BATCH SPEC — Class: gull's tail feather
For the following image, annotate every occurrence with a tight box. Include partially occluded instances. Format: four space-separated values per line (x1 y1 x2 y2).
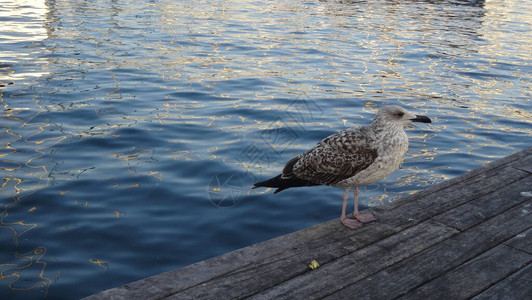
253 174 319 194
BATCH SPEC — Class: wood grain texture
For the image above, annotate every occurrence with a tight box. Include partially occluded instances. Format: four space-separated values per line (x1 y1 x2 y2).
472 263 532 300
246 220 457 300
397 245 531 300
324 200 532 300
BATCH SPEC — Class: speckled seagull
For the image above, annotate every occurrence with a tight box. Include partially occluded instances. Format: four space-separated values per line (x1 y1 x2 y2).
253 105 431 229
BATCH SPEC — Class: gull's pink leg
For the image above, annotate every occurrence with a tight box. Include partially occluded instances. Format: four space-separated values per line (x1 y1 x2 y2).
341 188 362 229
353 186 376 223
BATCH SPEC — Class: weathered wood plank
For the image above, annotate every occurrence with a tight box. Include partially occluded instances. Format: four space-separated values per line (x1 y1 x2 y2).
472 263 532 300
381 147 531 212
241 220 457 300
398 245 531 299
505 227 532 254
324 200 532 300
432 175 532 231
88 221 399 300
84 215 380 300
510 152 532 173
375 165 529 229
81 217 333 300
165 222 402 300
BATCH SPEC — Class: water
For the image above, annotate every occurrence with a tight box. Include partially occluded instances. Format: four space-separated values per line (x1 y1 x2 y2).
0 0 530 298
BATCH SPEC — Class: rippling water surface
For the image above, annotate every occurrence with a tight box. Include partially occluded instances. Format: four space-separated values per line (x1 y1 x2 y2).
0 0 530 298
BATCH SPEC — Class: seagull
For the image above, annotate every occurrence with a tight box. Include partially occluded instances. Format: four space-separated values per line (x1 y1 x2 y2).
253 105 431 229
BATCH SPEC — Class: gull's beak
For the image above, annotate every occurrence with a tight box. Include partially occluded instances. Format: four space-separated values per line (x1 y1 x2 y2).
410 115 431 123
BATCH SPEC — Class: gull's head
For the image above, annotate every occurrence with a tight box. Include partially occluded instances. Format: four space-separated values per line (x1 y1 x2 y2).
372 105 431 127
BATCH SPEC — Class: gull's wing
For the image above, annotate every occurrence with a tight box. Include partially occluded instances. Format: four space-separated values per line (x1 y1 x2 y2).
283 127 378 185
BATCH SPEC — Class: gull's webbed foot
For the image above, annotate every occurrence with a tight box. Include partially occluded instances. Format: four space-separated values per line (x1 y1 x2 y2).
354 212 377 223
341 217 363 229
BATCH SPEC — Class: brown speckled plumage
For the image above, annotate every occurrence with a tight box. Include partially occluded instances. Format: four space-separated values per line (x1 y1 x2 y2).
282 127 377 186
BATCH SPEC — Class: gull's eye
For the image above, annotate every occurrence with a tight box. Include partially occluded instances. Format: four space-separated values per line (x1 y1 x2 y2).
396 112 404 118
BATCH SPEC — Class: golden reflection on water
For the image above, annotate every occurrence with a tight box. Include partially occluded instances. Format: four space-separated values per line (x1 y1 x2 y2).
0 0 48 82
89 258 109 271
0 0 56 294
0 247 51 295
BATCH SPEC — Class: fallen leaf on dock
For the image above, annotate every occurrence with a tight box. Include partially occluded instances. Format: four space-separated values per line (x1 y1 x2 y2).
308 260 320 270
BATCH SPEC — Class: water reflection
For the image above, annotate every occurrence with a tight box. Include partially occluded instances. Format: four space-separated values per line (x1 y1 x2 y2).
0 0 530 298
0 0 49 83
0 0 55 297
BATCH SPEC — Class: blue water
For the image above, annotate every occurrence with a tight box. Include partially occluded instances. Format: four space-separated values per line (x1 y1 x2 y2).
0 0 530 298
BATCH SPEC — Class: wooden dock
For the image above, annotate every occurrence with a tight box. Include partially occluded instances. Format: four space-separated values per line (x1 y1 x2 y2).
86 147 532 300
